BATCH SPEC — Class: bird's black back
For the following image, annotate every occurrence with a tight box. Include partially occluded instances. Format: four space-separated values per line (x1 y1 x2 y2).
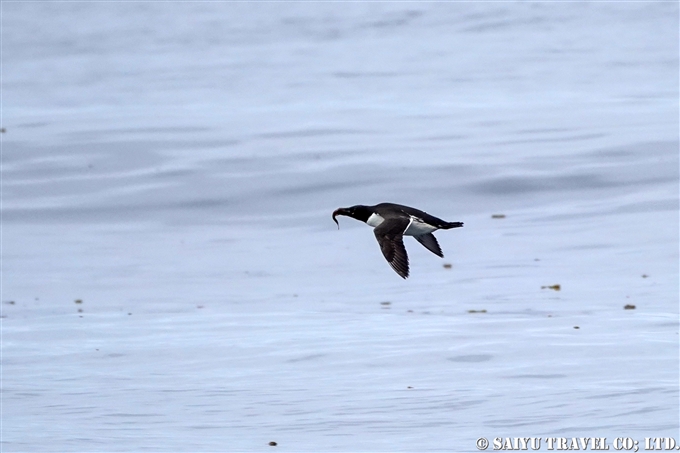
372 203 453 228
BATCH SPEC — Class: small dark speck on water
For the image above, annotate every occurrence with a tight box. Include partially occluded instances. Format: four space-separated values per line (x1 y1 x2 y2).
624 304 636 310
443 263 452 269
642 274 649 278
77 308 83 313
268 441 277 446
75 299 83 304
491 214 506 219
542 284 561 291
128 313 132 315
574 326 580 329
380 301 391 306
5 301 15 305
468 309 487 313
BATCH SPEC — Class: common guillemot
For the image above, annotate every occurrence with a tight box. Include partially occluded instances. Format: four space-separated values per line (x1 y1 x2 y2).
332 202 463 279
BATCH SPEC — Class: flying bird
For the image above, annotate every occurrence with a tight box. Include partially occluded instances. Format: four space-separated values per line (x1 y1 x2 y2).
332 202 463 279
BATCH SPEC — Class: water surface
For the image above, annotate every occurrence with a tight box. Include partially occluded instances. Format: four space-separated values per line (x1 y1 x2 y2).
2 3 678 452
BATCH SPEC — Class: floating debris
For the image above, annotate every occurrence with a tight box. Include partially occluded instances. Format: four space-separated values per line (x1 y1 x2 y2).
443 263 452 269
573 326 580 329
268 441 278 447
74 299 83 304
407 386 413 389
380 301 391 306
77 308 83 313
541 284 561 291
468 309 487 314
641 274 649 278
491 214 506 219
4 301 15 305
624 304 636 310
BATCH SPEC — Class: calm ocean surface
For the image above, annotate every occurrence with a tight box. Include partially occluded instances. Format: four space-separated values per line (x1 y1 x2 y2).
3 3 679 452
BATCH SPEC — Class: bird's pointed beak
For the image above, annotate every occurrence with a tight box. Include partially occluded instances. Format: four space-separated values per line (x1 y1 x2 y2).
332 208 348 229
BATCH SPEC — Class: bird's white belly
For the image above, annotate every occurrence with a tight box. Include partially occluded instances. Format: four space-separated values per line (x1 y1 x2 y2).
368 213 436 235
366 213 384 227
404 217 437 236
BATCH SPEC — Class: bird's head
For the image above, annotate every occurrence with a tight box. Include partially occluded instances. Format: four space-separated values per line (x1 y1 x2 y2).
332 205 371 229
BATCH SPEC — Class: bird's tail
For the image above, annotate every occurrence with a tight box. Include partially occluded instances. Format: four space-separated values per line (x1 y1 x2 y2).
441 221 464 229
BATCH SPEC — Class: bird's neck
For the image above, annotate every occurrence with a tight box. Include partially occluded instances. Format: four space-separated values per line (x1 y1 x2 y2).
366 212 385 228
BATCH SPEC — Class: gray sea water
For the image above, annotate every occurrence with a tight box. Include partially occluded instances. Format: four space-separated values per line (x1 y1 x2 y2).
2 2 679 452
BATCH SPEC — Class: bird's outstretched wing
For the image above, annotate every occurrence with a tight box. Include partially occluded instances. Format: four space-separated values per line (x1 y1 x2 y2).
414 233 443 258
373 217 411 279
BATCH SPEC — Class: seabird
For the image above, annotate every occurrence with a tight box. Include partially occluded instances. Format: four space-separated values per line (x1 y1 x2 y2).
332 202 463 279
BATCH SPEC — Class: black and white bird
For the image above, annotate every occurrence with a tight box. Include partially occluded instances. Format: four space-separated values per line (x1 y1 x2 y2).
332 202 463 279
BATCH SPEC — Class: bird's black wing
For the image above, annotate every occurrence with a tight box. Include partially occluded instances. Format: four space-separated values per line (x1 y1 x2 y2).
373 217 410 279
414 233 443 258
